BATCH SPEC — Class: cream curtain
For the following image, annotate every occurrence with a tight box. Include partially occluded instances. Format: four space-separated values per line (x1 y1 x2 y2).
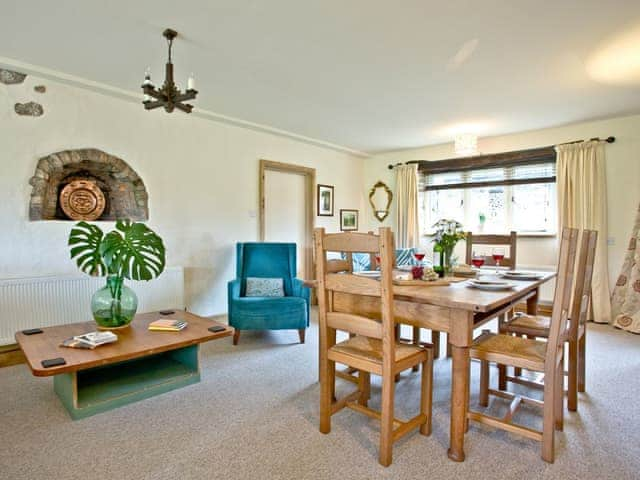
395 164 419 248
556 140 611 323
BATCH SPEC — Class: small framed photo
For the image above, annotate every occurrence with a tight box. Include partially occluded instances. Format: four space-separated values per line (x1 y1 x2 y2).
317 184 334 216
340 209 359 231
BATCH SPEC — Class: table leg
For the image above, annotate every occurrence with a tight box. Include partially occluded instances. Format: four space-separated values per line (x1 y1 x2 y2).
448 344 470 462
447 310 473 462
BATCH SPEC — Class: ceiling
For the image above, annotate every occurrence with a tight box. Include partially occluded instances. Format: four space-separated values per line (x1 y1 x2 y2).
2 0 640 154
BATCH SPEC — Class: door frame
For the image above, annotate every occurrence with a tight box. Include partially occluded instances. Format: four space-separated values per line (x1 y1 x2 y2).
259 159 316 281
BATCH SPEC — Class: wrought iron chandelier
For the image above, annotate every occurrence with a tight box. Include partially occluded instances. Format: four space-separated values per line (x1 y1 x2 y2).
142 28 197 113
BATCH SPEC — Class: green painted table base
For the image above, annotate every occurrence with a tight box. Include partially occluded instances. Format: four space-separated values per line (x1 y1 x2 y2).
53 344 200 420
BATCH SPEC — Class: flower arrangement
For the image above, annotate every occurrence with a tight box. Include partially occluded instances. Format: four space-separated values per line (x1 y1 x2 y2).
433 219 466 249
432 219 466 275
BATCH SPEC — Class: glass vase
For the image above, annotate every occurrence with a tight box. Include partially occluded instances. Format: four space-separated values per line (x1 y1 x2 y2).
443 246 455 277
91 275 138 330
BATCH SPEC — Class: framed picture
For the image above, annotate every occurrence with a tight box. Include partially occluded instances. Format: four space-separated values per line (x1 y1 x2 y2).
317 184 334 216
340 209 359 231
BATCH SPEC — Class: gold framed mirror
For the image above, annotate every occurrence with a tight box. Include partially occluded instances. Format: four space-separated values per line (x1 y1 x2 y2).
368 181 393 222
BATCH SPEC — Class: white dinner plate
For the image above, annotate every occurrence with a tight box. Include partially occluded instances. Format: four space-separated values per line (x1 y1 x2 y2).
353 270 381 278
500 271 543 281
467 279 515 291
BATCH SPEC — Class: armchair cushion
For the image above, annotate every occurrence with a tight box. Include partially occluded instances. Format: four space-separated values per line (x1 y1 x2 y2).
245 277 284 297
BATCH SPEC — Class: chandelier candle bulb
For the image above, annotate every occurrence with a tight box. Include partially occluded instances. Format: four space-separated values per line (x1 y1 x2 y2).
187 74 195 91
143 68 153 86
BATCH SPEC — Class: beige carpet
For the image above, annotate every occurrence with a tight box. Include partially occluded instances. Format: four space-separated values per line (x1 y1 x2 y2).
1 312 639 480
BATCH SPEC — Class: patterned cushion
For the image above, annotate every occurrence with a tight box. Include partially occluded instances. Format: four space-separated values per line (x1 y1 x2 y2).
352 253 372 272
340 248 424 270
395 248 416 266
245 277 285 297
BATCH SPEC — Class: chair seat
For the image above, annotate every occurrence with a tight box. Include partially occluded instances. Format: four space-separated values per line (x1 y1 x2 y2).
471 333 547 372
504 313 551 337
328 335 428 376
234 295 306 310
231 296 308 330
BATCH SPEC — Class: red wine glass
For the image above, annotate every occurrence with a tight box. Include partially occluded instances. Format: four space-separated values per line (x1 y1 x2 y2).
413 247 426 266
471 255 484 269
492 247 505 273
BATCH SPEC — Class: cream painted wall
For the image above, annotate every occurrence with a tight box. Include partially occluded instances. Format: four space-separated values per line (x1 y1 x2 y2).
0 74 364 315
364 114 640 301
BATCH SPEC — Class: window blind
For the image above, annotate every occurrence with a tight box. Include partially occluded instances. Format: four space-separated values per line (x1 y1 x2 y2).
424 161 556 191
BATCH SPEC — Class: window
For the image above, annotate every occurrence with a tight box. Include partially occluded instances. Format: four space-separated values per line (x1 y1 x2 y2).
420 160 557 235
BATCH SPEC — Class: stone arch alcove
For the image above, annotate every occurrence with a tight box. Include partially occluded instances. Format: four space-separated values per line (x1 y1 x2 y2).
28 148 149 221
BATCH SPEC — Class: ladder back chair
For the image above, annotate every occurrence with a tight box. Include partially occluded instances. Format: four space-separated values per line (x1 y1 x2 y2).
314 227 434 467
500 230 597 411
434 231 519 358
467 227 578 463
465 231 518 268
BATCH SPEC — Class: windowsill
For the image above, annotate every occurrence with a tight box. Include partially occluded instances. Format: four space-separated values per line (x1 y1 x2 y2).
422 232 557 238
517 232 557 238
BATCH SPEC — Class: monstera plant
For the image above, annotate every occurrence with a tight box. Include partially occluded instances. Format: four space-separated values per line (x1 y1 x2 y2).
69 220 166 330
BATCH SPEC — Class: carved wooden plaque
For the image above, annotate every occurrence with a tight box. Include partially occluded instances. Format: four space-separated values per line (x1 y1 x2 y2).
59 180 106 221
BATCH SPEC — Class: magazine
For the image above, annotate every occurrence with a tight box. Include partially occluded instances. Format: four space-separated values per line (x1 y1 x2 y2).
60 331 118 349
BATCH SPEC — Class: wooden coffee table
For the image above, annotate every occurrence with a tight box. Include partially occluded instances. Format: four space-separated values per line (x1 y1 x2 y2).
16 311 233 419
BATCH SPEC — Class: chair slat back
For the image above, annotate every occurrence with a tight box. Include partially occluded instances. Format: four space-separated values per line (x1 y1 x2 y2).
545 227 579 373
465 231 517 268
326 259 353 274
570 230 598 331
315 227 396 346
326 312 383 339
325 272 381 297
323 232 380 253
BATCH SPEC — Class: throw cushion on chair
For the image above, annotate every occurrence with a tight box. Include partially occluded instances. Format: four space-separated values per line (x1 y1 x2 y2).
245 277 285 297
395 248 415 266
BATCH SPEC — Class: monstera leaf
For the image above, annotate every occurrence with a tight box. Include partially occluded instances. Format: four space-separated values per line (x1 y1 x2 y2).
68 221 107 276
99 220 166 281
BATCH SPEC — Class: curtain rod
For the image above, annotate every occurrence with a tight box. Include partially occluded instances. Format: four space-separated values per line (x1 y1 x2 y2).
387 136 616 170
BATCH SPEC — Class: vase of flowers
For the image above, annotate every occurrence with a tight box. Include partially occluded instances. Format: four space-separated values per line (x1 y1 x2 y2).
68 220 166 330
432 219 466 277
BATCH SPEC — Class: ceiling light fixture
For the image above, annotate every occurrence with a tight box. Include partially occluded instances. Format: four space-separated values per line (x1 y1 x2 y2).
142 28 197 113
454 132 478 156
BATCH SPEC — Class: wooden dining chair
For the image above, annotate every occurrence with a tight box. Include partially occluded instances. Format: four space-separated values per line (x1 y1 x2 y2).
465 231 518 268
500 230 597 412
432 231 518 358
466 227 578 463
315 227 434 467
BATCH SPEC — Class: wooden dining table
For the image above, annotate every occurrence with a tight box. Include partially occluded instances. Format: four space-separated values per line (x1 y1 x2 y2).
331 272 555 462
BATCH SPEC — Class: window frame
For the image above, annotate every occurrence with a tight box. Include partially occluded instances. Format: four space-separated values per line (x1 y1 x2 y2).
417 146 558 237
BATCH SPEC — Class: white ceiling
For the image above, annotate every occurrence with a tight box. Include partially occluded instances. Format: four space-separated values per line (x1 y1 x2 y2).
2 1 640 153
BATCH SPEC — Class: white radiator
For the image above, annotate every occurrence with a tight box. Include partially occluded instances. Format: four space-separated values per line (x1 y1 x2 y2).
0 267 184 345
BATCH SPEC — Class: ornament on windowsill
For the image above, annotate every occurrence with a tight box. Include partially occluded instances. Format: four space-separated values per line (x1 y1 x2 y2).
478 212 486 232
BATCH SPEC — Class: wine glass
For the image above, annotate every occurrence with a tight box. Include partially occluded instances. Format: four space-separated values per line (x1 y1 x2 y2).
471 252 485 269
492 247 505 273
413 247 426 266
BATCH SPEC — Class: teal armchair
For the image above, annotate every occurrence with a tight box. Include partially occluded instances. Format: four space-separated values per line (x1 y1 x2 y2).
228 242 310 345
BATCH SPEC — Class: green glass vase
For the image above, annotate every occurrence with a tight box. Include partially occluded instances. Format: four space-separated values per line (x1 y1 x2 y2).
91 275 138 330
443 246 455 277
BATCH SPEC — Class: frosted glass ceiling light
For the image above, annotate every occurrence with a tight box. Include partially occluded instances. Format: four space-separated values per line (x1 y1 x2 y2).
454 132 478 156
